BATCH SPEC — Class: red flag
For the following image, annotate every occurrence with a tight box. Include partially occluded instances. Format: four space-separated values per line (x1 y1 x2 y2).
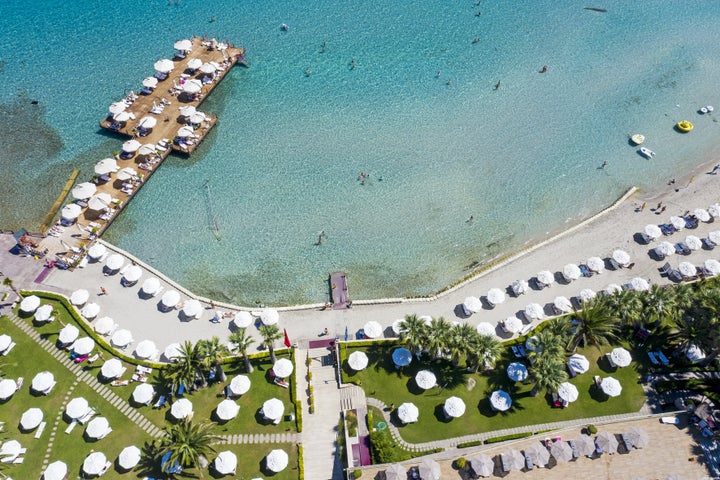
283 328 292 348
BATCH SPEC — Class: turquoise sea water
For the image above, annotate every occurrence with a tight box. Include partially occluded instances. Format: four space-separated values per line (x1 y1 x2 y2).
2 1 720 305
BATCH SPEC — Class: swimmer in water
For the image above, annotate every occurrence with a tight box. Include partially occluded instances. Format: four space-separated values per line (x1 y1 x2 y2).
494 80 501 90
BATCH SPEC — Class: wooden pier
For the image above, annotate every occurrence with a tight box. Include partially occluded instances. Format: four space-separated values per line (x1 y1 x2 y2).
330 272 350 310
32 37 245 264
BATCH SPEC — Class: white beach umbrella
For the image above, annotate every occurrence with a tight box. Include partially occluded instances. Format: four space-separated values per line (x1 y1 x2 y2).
526 442 551 467
385 464 406 480
216 399 240 420
73 337 95 355
557 382 579 403
94 316 115 335
116 166 138 181
669 216 685 231
83 451 107 475
231 311 253 329
122 139 141 153
260 308 279 325
94 157 118 175
181 107 199 119
177 125 196 137
537 270 555 286
503 316 523 333
132 383 154 405
644 224 662 240
188 112 206 124
579 288 596 303
686 343 706 362
171 398 194 419
106 253 124 271
35 304 53 322
88 193 112 211
141 277 161 296
550 441 574 462
138 116 157 129
694 208 711 222
273 358 294 378
600 377 622 397
469 454 493 477
85 417 110 439
183 79 203 94
87 243 107 259
118 445 141 470
113 110 131 122
586 256 605 273
229 375 251 395
708 204 720 218
568 353 589 374
486 288 506 305
111 329 133 348
0 379 16 400
123 265 142 283
61 203 82 220
71 182 96 200
58 324 79 344
164 342 183 361
704 259 720 276
678 261 697 278
501 449 525 471
658 241 676 256
686 235 702 251
612 250 630 266
0 334 9 352
391 319 405 335
625 426 649 449
43 461 68 480
81 302 100 319
154 58 174 73
262 398 284 421
419 459 441 480
511 279 529 295
443 396 466 418
134 340 157 359
20 407 43 430
490 390 512 411
363 320 383 338
475 322 496 337
200 62 217 74
186 58 202 70
415 370 437 389
174 39 192 51
506 362 528 382
710 231 720 245
182 299 203 318
604 283 622 295
563 263 581 281
525 303 544 320
554 296 573 313
66 397 89 419
266 449 289 472
138 143 156 156
392 347 412 367
596 431 619 454
161 290 181 309
463 296 482 314
397 402 419 423
31 371 54 393
215 450 237 475
101 358 124 379
109 101 127 114
20 295 41 313
573 433 596 456
631 277 650 291
348 351 369 371
142 76 158 88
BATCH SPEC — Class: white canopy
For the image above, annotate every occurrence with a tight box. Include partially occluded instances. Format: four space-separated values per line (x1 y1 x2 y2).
625 426 649 449
66 397 90 419
507 362 528 382
61 203 82 220
573 434 596 456
710 231 720 245
187 58 202 70
94 316 116 335
216 399 240 421
678 261 697 278
708 204 720 218
101 358 124 379
363 320 383 338
177 125 196 138
154 58 174 73
694 208 711 222
476 322 496 337
134 340 157 359
503 316 523 333
537 270 555 286
138 143 157 156
550 441 574 462
87 193 112 211
83 451 108 475
229 375 251 395
463 296 482 314
644 224 662 240
35 304 54 322
73 337 95 355
179 106 196 117
262 398 284 421
123 265 142 283
415 370 437 389
94 157 119 175
273 358 294 378
419 459 441 480
525 303 545 320
106 253 125 271
704 259 720 277
232 311 253 328
71 182 96 200
132 383 155 405
20 295 41 313
0 379 16 400
85 416 110 439
109 101 127 114
266 449 289 472
579 288 596 303
501 449 525 471
397 402 419 423
183 299 203 318
87 243 107 259
557 382 579 402
658 241 676 256
567 353 589 374
554 296 573 313
630 277 650 291
122 139 141 153
31 371 55 393
58 324 79 344
188 112 206 124
138 116 157 129
111 329 133 348
215 450 237 475
81 302 100 319
142 76 158 88
586 256 605 273
161 290 181 308
200 62 217 74
113 111 131 122
596 431 619 454
141 277 161 295
183 79 203 94
261 308 279 325
116 166 138 181
686 235 702 251
490 390 512 411
525 442 551 467
348 351 369 371
443 396 466 418
43 461 68 480
563 263 581 281
487 288 506 305
174 39 192 51
171 398 194 419
686 343 706 362
600 377 622 397
670 215 686 230
119 445 142 469
20 407 43 430
0 334 10 352
511 279 529 295
164 342 183 361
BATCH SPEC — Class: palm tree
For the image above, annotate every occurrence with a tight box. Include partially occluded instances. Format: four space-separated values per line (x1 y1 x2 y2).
2 277 22 300
673 283 696 312
426 317 451 358
447 323 476 365
466 332 502 372
604 290 642 327
165 341 203 392
669 315 716 355
259 325 283 364
399 314 429 354
159 419 219 477
641 284 679 328
229 329 255 373
568 302 619 351
529 356 568 396
543 318 572 345
527 330 565 365
198 337 228 383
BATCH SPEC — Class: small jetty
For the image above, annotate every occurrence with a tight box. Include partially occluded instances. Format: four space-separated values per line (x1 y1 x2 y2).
28 37 245 266
330 272 350 310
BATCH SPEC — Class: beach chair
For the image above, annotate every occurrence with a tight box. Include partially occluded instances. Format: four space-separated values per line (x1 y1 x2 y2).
675 242 691 255
153 395 167 409
1 342 15 356
660 224 675 236
65 420 78 434
659 262 671 275
668 269 683 283
621 433 633 452
650 247 665 261
656 351 670 365
579 264 593 277
608 258 620 270
524 452 534 470
647 352 660 365
35 421 46 439
638 232 653 244
702 237 715 250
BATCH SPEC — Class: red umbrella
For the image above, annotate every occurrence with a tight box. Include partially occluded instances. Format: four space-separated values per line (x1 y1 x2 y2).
283 329 291 348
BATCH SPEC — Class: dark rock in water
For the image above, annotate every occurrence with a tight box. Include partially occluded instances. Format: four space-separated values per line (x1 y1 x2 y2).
584 7 607 12
30 100 38 105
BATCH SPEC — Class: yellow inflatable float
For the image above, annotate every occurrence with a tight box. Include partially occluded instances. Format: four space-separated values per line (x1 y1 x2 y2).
676 120 693 133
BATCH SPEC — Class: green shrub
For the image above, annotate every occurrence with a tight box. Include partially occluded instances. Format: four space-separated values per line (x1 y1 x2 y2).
485 432 533 444
455 457 467 469
352 470 362 479
298 444 304 480
457 440 484 448
587 424 598 435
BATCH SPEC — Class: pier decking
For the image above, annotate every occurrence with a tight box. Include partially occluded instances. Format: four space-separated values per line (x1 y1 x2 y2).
330 272 350 310
31 37 244 264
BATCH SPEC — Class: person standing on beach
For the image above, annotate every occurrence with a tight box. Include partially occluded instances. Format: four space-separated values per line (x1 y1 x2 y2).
712 164 720 175
99 287 107 296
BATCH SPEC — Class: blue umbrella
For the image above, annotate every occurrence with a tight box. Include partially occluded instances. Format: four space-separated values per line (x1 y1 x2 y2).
392 347 412 367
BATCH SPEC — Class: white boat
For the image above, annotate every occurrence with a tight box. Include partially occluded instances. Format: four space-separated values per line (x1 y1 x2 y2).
639 147 655 159
708 105 714 112
630 134 645 145
700 107 708 114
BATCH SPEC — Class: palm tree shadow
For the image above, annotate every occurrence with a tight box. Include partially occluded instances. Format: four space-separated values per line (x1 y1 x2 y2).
135 440 164 479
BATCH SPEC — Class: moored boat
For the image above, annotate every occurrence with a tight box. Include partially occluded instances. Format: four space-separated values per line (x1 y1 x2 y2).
630 134 645 145
639 147 655 159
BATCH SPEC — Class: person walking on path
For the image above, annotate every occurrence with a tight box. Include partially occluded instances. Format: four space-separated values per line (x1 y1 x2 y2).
99 287 107 296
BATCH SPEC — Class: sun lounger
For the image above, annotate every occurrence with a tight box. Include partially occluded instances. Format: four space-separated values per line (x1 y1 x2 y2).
0 456 16 463
524 452 534 470
661 416 679 424
648 352 660 365
1 342 15 356
667 269 683 283
35 421 46 438
274 377 289 388
153 395 167 409
78 408 96 424
638 232 653 244
621 433 633 451
579 264 593 277
65 420 78 434
659 262 671 275
111 379 130 386
608 258 620 270
703 237 715 250
675 242 691 255
660 224 675 236
100 460 112 475
656 351 669 365
650 248 665 261
12 457 24 464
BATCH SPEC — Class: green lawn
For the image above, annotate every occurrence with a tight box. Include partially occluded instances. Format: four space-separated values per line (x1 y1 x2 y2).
341 341 647 444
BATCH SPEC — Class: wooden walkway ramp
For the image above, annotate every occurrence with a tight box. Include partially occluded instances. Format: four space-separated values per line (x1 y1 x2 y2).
330 272 349 310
